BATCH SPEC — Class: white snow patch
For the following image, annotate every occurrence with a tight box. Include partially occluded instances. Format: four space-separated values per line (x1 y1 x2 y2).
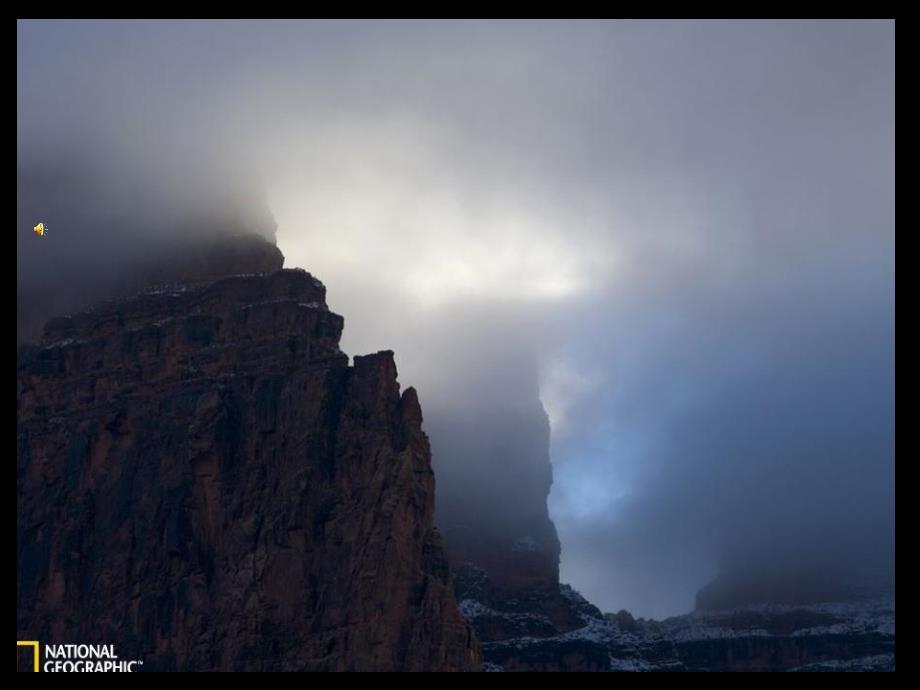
44 337 74 349
459 599 492 619
661 596 895 640
789 653 895 672
458 599 553 627
511 536 540 552
608 655 658 672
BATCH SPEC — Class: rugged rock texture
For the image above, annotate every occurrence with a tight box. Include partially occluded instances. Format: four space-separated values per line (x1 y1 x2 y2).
651 597 895 672
15 231 894 673
17 249 480 671
457 562 894 672
455 565 682 672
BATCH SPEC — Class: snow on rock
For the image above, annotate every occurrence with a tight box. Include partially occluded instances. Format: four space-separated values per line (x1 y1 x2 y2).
43 337 75 349
789 653 895 672
511 536 539 552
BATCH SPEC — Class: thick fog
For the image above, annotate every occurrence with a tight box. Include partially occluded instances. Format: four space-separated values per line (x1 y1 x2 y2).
17 20 894 617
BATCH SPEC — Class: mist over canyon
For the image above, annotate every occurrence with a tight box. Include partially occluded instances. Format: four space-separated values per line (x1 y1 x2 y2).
18 18 893 627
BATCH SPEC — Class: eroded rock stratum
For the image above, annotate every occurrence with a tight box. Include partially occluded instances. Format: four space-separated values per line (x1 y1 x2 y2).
17 238 480 671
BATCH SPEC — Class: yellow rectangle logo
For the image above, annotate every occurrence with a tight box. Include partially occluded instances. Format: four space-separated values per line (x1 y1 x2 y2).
17 641 40 672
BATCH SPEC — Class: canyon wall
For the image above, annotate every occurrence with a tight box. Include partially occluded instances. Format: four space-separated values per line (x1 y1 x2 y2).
17 238 480 671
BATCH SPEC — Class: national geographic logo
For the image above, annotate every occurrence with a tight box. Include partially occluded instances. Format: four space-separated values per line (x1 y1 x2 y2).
17 641 39 672
17 642 144 672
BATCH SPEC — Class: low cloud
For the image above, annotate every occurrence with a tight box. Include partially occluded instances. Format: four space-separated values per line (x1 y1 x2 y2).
18 19 894 617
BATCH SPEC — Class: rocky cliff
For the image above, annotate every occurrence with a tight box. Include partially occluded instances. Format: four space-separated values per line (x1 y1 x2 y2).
15 232 893 673
427 377 580 667
434 389 613 671
457 568 894 672
431 393 561 594
17 237 480 671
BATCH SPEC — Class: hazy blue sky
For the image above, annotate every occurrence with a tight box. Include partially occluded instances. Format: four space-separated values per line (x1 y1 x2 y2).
18 19 894 617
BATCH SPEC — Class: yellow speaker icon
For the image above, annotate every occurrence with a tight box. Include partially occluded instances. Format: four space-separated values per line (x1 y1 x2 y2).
33 222 46 237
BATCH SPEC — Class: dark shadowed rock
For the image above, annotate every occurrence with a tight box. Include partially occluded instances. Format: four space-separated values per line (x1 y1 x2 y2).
607 610 639 634
17 232 284 345
17 238 480 671
433 392 561 595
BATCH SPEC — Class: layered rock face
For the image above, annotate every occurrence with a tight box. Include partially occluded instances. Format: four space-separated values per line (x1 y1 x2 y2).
17 242 480 671
15 230 893 673
645 597 895 672
457 567 894 672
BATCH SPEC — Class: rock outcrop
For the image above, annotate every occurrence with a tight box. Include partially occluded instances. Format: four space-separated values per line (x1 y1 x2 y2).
648 596 895 672
17 240 480 671
454 564 682 672
457 564 894 672
431 393 561 594
428 379 584 668
15 231 894 673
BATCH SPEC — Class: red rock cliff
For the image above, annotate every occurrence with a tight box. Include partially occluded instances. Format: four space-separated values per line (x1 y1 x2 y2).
17 243 480 671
